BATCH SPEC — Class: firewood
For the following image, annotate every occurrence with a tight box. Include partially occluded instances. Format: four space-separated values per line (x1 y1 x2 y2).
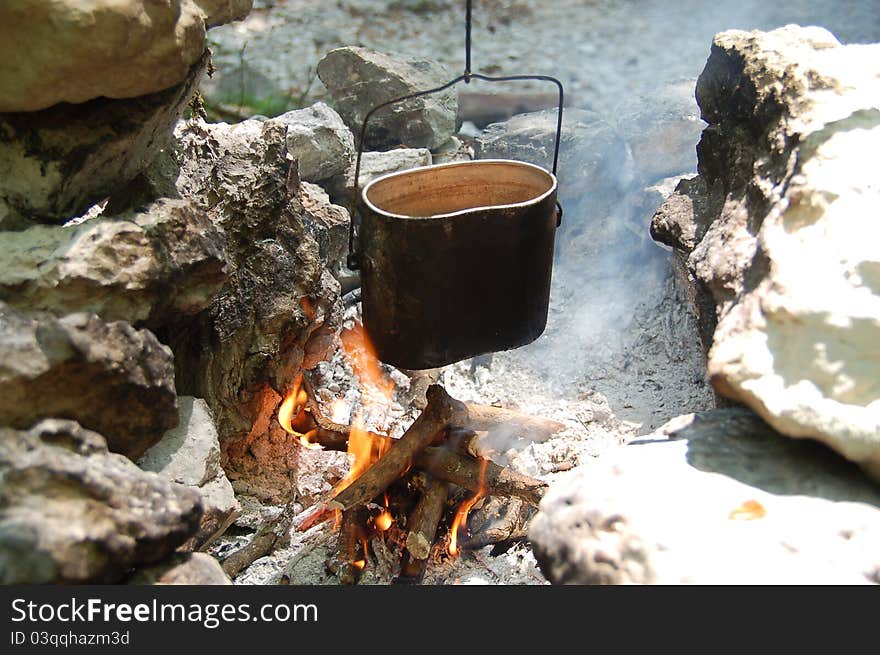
326 508 368 585
459 403 565 443
221 496 298 578
417 447 547 507
327 385 467 512
405 476 449 560
304 372 561 450
459 496 535 550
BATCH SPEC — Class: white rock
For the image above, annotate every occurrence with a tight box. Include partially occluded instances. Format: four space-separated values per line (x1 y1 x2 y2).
530 409 880 584
140 397 240 550
0 0 251 112
276 102 355 183
316 46 459 150
326 147 432 206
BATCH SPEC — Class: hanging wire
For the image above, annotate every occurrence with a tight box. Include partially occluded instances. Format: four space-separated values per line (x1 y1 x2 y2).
347 0 565 270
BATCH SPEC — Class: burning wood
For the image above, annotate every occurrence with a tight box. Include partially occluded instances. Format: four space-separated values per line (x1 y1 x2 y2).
405 476 449 561
417 447 546 507
327 385 466 512
277 320 562 583
326 508 369 585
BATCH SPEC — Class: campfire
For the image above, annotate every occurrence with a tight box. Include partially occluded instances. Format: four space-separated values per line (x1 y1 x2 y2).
261 321 561 584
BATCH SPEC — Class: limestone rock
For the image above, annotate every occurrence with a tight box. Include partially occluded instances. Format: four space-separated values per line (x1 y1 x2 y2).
650 26 880 477
300 182 350 275
530 409 880 584
326 147 432 207
128 553 231 585
0 420 202 584
430 136 473 165
219 387 348 504
0 199 227 326
276 102 355 183
166 118 343 472
195 0 253 28
139 397 240 550
0 302 178 461
317 46 459 150
0 52 207 225
0 1 250 112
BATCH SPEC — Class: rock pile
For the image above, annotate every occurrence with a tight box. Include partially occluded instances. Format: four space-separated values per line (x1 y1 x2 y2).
651 25 880 478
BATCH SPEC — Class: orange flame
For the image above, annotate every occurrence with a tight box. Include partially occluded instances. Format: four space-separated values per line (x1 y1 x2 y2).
341 323 394 401
352 538 369 570
375 492 393 531
277 373 321 449
333 412 391 495
729 499 766 520
448 458 489 557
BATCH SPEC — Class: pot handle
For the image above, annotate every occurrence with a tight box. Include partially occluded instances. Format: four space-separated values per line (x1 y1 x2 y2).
346 0 564 271
346 72 564 270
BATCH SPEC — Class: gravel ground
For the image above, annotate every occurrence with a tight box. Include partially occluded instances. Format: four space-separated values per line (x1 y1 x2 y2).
206 0 880 116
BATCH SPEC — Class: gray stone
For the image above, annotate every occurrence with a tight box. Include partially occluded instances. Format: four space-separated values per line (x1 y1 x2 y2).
128 552 231 585
196 0 253 28
276 102 355 183
614 78 704 183
475 108 632 248
0 302 178 461
139 397 222 487
317 46 459 150
0 420 202 584
0 52 207 226
101 146 183 217
139 397 240 550
530 409 880 584
165 119 343 497
299 182 350 275
0 199 227 326
651 26 880 478
326 147 432 207
430 136 473 164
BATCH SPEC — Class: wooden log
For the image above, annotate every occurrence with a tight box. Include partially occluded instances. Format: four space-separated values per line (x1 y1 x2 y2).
417 447 547 507
326 508 367 585
327 385 467 512
304 372 560 451
459 496 535 550
405 477 449 560
221 497 297 578
459 403 565 444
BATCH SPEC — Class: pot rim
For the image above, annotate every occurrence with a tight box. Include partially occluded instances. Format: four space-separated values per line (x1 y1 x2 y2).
361 158 558 220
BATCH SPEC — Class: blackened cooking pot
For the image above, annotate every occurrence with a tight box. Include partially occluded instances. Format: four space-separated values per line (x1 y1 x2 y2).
356 159 560 369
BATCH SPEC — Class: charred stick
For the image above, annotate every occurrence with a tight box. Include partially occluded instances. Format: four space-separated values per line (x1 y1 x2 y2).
417 447 547 507
327 385 468 512
221 497 298 578
459 496 535 549
305 373 560 450
397 551 429 584
326 508 368 585
405 476 449 560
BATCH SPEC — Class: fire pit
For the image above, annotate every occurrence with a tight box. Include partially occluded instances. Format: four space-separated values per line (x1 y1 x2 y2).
220 319 562 584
